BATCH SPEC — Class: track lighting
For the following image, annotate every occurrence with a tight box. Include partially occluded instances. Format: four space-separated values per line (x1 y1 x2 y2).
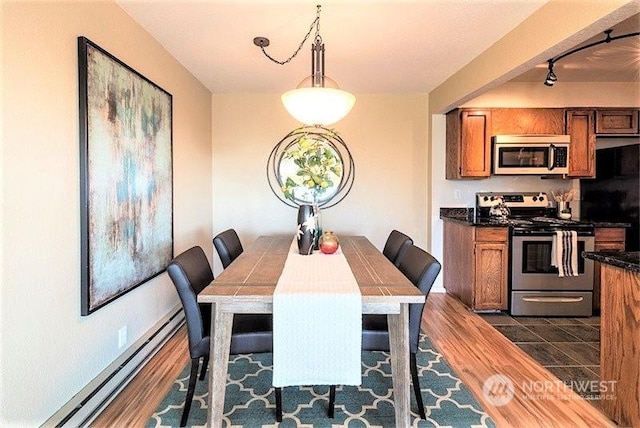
543 29 639 86
544 60 557 87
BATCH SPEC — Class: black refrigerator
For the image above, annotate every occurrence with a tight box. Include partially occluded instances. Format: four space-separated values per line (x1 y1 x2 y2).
581 142 640 251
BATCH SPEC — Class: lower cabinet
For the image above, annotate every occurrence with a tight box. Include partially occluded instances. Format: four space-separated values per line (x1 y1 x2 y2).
593 228 626 311
443 221 508 311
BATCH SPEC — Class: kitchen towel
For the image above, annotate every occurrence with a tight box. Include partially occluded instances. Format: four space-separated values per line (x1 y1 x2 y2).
551 230 578 277
273 239 362 387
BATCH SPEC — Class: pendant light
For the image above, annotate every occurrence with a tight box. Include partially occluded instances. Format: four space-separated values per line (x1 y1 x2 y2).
254 5 355 126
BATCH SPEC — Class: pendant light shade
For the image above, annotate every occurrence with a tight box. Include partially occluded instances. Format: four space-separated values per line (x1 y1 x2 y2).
282 76 356 126
254 5 355 126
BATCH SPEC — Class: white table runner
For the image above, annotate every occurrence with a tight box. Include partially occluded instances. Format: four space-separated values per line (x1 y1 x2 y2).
273 239 362 387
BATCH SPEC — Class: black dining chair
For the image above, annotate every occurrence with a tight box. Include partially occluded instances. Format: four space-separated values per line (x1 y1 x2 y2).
166 246 281 426
328 244 441 419
382 230 413 267
213 228 244 269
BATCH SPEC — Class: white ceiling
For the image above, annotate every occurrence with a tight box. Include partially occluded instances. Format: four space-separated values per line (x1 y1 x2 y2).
116 1 639 95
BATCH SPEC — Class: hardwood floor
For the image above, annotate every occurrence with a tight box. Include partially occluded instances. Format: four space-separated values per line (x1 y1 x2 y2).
90 325 189 427
93 293 614 427
423 293 613 427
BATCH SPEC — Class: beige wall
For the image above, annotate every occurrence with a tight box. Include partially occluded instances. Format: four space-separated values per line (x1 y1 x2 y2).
0 1 212 425
211 93 429 274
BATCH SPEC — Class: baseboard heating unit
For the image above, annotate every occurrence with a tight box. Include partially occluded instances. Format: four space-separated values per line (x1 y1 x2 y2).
41 306 184 428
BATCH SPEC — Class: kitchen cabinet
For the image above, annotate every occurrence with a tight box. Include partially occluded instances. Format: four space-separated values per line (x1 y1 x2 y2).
593 228 626 311
565 109 596 178
446 109 491 179
443 221 508 310
596 109 639 135
598 261 640 427
491 108 564 135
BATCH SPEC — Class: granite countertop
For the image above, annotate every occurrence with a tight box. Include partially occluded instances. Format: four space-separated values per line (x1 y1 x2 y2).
583 251 640 273
440 208 631 228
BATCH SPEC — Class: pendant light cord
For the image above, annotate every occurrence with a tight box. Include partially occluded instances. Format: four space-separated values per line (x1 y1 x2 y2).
256 5 322 65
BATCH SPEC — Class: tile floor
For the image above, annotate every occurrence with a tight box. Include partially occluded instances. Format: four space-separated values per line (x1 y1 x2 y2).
479 312 601 402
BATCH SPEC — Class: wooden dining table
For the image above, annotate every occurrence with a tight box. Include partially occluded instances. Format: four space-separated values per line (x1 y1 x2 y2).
197 234 425 426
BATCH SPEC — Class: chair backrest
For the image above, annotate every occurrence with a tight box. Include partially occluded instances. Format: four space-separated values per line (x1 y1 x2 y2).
383 230 413 267
166 246 213 359
213 229 244 269
397 245 442 353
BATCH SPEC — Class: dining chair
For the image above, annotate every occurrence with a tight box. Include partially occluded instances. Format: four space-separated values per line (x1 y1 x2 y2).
213 228 244 269
328 244 441 419
382 230 413 267
167 246 281 426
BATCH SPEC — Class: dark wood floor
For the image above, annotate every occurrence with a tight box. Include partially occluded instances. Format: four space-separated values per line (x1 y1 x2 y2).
92 293 614 427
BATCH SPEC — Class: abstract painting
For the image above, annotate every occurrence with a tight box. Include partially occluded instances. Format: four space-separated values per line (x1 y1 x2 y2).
78 37 173 315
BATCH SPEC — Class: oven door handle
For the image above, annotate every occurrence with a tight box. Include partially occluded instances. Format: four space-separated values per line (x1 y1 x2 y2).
548 144 556 171
522 296 584 303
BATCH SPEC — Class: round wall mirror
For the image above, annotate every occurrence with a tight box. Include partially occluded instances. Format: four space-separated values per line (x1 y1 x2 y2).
267 126 355 209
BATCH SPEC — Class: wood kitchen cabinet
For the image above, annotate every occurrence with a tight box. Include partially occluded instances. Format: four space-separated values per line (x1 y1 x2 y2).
596 109 639 135
491 108 564 135
446 108 565 180
593 227 626 311
565 109 596 178
443 221 508 310
446 109 491 179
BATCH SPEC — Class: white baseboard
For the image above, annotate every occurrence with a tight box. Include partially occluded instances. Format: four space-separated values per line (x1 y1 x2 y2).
42 306 185 428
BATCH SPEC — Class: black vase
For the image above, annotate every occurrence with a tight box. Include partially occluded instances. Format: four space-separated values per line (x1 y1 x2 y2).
297 204 314 255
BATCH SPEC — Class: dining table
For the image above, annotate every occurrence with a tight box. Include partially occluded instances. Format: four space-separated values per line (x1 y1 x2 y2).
197 234 425 426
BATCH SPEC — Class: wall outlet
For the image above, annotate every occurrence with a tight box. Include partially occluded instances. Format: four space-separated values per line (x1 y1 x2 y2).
118 326 127 349
454 190 461 200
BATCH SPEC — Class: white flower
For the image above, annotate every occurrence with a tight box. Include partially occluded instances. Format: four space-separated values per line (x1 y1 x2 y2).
303 213 317 232
295 223 303 240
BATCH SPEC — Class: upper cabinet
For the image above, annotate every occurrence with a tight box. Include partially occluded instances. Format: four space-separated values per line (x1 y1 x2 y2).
446 107 640 180
596 109 639 135
565 109 596 178
491 108 564 135
446 109 491 179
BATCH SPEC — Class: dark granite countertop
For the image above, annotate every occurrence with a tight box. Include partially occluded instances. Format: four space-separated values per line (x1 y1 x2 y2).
440 208 631 229
588 221 632 228
583 251 640 273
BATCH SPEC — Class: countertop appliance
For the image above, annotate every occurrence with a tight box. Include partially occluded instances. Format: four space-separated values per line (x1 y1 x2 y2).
492 135 570 175
476 192 595 317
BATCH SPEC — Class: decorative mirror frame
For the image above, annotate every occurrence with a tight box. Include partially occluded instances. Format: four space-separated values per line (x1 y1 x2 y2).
267 126 355 209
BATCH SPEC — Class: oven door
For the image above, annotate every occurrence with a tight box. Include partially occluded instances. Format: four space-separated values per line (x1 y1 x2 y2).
511 235 595 291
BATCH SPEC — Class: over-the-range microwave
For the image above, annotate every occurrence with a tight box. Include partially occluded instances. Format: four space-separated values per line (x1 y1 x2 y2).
492 134 570 175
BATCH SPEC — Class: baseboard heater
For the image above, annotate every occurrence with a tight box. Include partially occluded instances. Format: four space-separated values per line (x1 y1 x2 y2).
42 306 185 428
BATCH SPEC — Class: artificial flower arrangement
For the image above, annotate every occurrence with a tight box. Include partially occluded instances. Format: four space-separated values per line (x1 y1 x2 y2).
280 134 343 205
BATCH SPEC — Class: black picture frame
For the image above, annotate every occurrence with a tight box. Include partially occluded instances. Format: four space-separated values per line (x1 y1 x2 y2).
78 37 173 315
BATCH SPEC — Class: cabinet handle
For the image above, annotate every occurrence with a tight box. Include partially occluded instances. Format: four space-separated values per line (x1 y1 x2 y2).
522 296 584 303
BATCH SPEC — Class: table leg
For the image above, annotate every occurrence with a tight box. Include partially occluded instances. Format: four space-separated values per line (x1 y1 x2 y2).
208 304 233 427
388 303 410 427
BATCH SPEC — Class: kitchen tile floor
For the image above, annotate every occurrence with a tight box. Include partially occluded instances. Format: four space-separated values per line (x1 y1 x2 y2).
479 312 601 404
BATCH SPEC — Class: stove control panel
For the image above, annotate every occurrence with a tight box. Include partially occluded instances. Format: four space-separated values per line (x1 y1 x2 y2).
476 192 549 208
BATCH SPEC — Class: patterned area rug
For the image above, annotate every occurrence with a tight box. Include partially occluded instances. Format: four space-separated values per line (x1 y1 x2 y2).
147 334 494 427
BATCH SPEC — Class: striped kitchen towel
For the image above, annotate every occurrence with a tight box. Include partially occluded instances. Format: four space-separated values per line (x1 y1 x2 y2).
551 230 578 277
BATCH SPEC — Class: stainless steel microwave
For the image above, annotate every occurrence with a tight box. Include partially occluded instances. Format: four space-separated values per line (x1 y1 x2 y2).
492 135 570 175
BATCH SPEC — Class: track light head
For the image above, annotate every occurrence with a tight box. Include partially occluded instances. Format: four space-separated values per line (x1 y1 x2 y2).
543 61 557 86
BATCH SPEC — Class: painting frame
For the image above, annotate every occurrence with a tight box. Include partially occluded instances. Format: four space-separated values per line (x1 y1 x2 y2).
78 37 173 316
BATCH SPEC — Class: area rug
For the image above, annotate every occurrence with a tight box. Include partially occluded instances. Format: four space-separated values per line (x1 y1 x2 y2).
147 334 495 427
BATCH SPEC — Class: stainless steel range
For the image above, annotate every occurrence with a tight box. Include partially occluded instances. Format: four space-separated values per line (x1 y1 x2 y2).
476 192 595 317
